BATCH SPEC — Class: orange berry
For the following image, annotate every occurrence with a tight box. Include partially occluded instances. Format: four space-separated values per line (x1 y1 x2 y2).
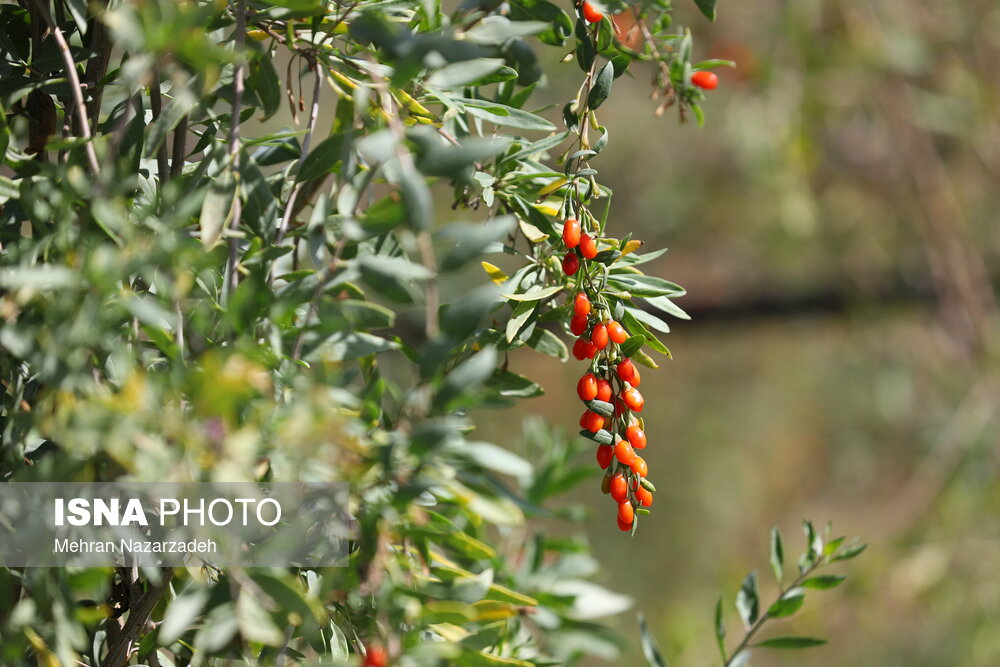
591 323 609 350
596 378 612 402
596 444 614 469
631 456 647 478
562 219 581 248
607 320 628 344
581 0 603 24
616 358 636 383
692 70 718 90
579 233 598 259
573 292 591 316
617 515 633 531
572 338 591 360
623 387 644 412
562 252 580 276
609 473 628 502
577 373 598 401
617 500 634 525
635 485 653 507
626 425 646 450
584 411 605 433
364 645 388 667
631 368 641 387
615 438 636 466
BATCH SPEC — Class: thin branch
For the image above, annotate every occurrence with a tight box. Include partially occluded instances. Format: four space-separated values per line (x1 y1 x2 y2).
149 67 170 184
170 115 188 178
225 0 248 303
33 0 101 175
274 59 322 247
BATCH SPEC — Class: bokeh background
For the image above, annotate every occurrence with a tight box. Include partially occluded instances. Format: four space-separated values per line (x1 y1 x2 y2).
477 0 1000 665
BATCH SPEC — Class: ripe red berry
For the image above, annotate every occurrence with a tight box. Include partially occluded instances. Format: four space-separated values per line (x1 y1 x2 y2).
610 473 628 503
623 387 644 412
631 456 647 478
591 323 609 350
626 425 646 450
616 358 636 383
596 378 612 402
581 0 603 24
577 373 598 401
631 368 641 387
572 338 591 360
562 218 581 248
635 485 653 507
613 397 626 418
562 252 580 276
364 645 388 667
573 292 591 316
596 444 614 469
614 438 636 466
617 515 633 531
583 339 598 358
617 500 634 525
579 411 590 428
692 70 718 90
584 411 605 433
607 320 628 345
579 234 598 259
570 313 588 336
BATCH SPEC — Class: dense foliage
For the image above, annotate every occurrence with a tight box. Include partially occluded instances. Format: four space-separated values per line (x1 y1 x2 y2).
0 0 861 665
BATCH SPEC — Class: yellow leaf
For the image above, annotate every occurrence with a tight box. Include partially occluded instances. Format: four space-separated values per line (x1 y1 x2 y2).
531 201 560 217
517 219 548 243
481 261 508 285
621 239 644 256
473 600 519 621
483 583 538 607
429 622 470 642
395 89 434 117
537 177 568 197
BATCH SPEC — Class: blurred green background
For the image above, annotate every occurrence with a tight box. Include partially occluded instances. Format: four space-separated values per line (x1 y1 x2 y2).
478 0 1000 665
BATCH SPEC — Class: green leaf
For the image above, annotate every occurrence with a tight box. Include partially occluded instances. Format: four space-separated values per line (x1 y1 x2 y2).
158 589 209 646
587 61 614 110
502 285 563 302
692 0 718 21
618 334 645 358
644 295 691 320
427 58 507 88
199 169 235 248
236 590 284 646
462 442 532 478
579 429 613 445
767 588 805 618
488 369 543 398
463 17 550 44
297 134 345 181
831 542 867 562
583 399 614 417
770 526 784 583
607 274 685 298
735 572 759 629
714 596 726 661
303 331 399 362
801 575 846 590
525 326 568 361
460 98 557 132
439 217 515 272
193 603 238 653
440 347 498 403
638 613 670 667
506 301 536 343
755 637 828 649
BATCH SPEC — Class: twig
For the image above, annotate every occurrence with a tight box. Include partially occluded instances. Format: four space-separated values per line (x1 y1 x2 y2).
149 67 170 183
274 59 322 247
170 115 188 178
33 0 101 175
225 0 248 303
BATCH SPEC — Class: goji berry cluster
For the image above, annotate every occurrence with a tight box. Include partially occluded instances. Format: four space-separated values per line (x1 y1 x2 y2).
562 219 656 533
